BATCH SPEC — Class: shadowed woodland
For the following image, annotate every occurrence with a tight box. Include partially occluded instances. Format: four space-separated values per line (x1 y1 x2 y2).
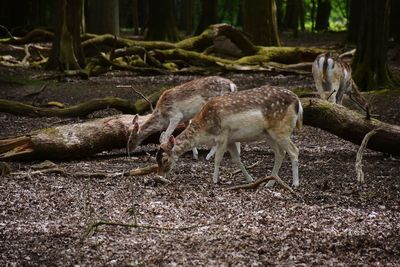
0 0 400 266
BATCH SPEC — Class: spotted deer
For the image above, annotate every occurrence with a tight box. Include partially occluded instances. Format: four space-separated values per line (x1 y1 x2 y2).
156 86 303 187
312 52 370 119
128 76 238 159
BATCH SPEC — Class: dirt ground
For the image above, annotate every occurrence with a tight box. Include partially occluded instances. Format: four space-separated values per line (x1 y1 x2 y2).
1 32 400 266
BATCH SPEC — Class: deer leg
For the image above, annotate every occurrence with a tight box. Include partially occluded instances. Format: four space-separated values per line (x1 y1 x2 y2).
235 142 241 156
206 142 238 161
162 115 183 143
278 139 300 187
192 147 199 160
206 145 217 161
212 138 228 184
265 140 285 187
227 143 253 182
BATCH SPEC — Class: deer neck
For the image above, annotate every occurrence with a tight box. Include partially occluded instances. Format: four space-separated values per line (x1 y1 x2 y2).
173 124 203 157
138 113 167 142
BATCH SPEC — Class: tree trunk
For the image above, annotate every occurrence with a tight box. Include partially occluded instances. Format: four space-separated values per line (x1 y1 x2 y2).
347 0 361 44
86 0 119 35
146 0 179 41
242 0 280 46
179 0 195 35
1 98 400 161
283 0 304 36
352 0 395 90
315 0 331 31
46 0 84 71
195 0 218 35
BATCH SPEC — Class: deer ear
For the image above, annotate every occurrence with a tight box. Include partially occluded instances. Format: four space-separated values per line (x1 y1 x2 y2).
133 122 139 132
132 114 139 124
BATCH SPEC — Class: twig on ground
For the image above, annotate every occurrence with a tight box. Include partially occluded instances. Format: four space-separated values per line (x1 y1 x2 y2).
126 164 159 176
228 175 297 196
229 160 261 179
356 127 381 184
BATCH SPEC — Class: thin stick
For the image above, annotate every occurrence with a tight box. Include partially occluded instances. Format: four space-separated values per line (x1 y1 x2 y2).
355 128 380 184
228 175 297 196
116 85 154 112
229 160 261 179
0 24 14 38
127 164 159 176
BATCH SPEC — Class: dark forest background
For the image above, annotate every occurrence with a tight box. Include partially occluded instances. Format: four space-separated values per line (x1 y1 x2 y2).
0 0 399 90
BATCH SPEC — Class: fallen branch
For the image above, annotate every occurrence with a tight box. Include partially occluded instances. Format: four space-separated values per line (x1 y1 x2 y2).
355 128 381 184
228 175 297 196
229 160 261 179
126 164 159 176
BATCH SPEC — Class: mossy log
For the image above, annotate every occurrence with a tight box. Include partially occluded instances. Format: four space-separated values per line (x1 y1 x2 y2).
0 29 54 45
1 98 399 161
301 98 400 155
0 88 165 117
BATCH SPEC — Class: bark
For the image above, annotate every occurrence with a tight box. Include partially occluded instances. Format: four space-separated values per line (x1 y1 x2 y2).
179 0 194 35
146 0 179 41
302 98 400 156
1 98 400 161
315 0 331 31
347 0 362 44
195 0 218 35
47 0 84 71
352 0 395 90
242 0 280 46
86 0 119 35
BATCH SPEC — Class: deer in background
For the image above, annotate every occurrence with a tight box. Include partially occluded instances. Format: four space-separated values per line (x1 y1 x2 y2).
312 52 371 119
156 86 303 188
128 76 239 160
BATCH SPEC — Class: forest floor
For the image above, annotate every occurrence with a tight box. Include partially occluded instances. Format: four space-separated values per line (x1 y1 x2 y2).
0 31 400 266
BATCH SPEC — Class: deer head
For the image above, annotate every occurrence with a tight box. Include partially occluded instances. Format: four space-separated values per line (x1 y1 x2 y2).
126 76 238 157
156 134 177 177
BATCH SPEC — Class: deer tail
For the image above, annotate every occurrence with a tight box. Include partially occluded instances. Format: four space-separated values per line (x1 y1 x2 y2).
229 83 237 92
296 99 303 130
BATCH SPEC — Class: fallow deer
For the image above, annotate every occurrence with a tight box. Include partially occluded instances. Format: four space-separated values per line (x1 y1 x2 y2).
312 52 371 119
128 76 238 159
156 86 303 187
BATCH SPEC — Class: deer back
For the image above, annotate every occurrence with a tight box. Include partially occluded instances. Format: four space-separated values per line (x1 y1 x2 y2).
155 76 237 120
179 86 302 147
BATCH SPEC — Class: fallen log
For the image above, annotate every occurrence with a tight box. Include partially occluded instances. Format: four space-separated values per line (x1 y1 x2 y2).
0 88 165 117
1 98 399 161
301 98 400 156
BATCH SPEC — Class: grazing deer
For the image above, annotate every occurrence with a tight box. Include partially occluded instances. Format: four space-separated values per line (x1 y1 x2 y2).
312 52 370 119
128 76 238 159
156 86 303 187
